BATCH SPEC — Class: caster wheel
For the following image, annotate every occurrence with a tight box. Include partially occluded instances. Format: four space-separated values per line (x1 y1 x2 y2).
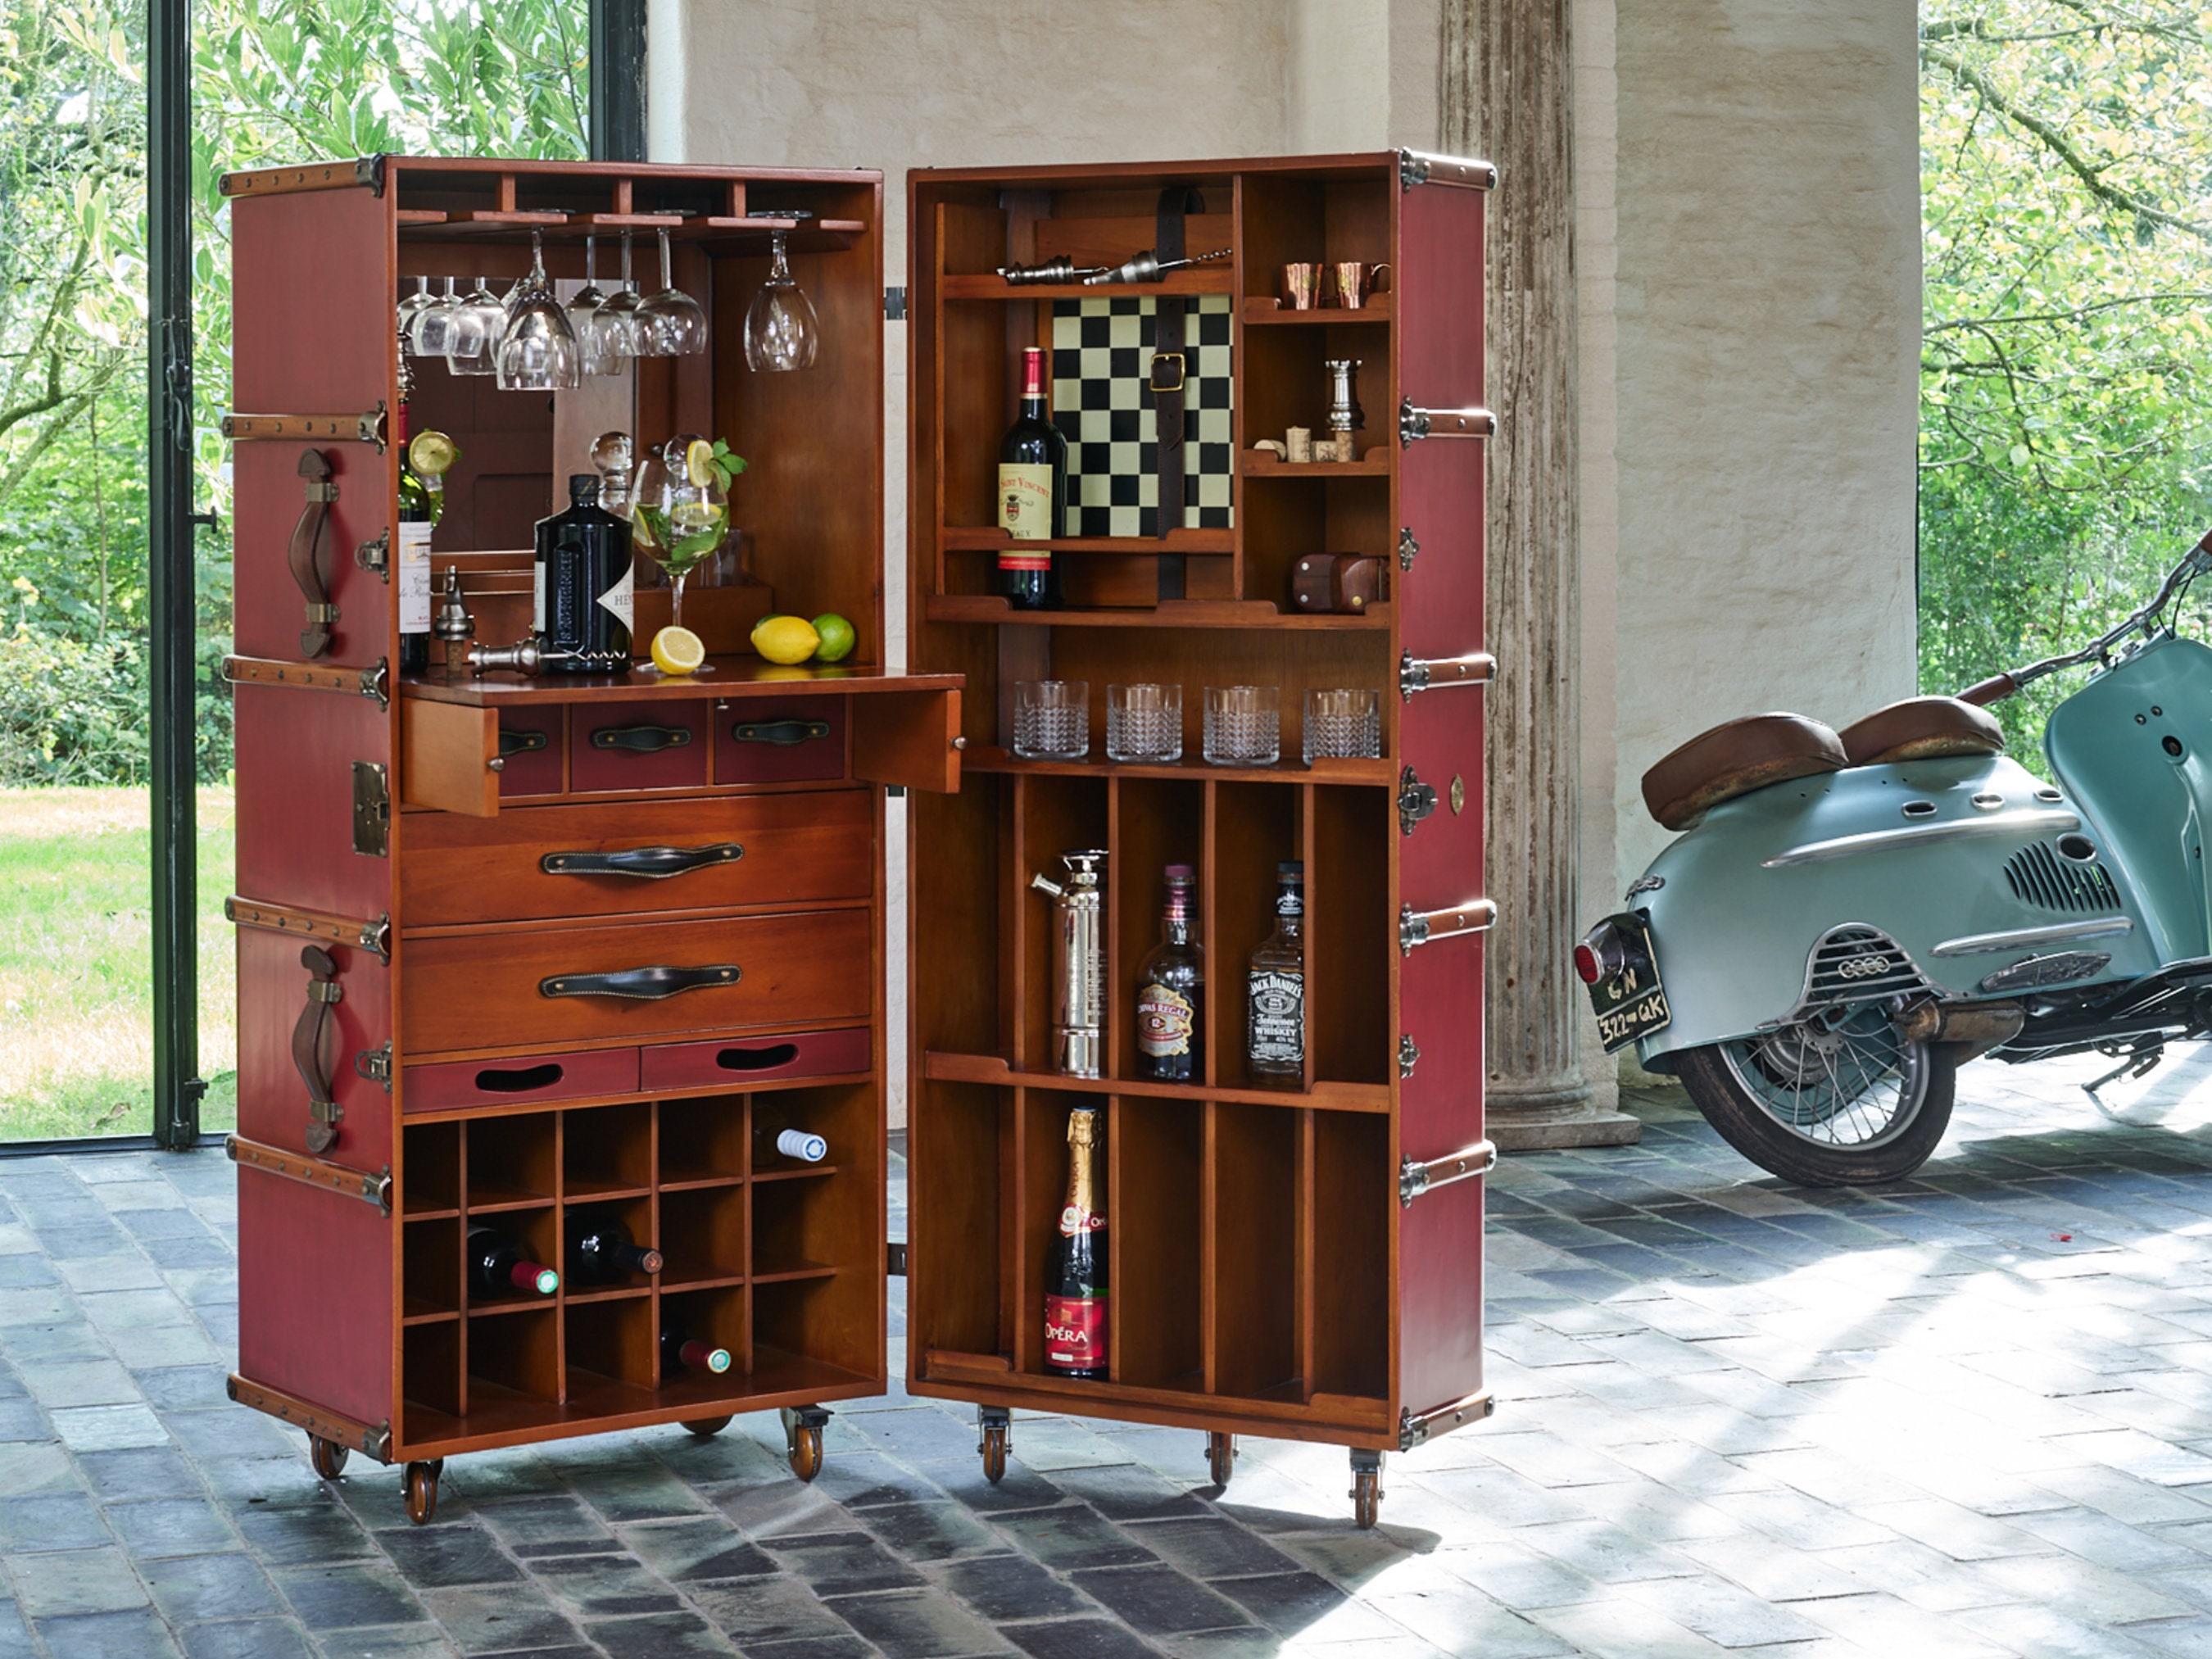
402 1460 439 1526
1205 1432 1236 1489
1350 1467 1382 1530
310 1435 348 1480
788 1424 823 1482
980 1423 1008 1484
680 1416 732 1438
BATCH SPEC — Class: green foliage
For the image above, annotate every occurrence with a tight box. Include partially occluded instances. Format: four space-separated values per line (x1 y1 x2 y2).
1920 2 2212 755
0 616 151 786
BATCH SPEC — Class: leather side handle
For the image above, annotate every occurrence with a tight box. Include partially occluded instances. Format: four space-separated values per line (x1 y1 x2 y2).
290 450 339 658
540 963 741 1000
540 843 744 880
1957 673 2018 707
731 718 832 746
590 723 693 753
290 944 344 1154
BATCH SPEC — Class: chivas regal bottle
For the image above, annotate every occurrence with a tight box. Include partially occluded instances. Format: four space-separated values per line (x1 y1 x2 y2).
1135 865 1203 1083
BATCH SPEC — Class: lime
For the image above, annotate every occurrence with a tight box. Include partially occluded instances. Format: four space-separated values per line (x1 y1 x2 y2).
686 439 718 487
650 625 706 677
810 613 856 662
408 428 457 478
751 614 821 665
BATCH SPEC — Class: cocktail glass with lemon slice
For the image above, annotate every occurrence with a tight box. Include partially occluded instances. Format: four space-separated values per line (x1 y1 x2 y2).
632 434 745 668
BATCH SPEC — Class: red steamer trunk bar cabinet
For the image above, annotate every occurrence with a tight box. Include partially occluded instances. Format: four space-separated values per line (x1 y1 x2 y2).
222 150 1492 1530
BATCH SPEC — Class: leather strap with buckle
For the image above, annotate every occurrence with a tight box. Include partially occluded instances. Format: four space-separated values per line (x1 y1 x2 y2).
1150 187 1203 595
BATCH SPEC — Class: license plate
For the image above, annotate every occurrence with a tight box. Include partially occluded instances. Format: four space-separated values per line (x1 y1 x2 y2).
1588 917 1670 1053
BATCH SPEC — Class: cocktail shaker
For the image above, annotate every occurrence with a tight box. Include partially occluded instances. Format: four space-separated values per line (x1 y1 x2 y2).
1031 849 1108 1078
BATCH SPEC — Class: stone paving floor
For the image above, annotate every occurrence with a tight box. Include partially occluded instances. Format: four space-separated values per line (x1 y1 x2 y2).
7 1057 2212 1656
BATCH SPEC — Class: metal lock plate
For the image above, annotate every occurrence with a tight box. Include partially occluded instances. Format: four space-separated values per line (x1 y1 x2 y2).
353 1042 392 1092
1398 1033 1420 1078
355 528 389 580
351 762 390 858
1398 527 1420 573
1398 765 1438 836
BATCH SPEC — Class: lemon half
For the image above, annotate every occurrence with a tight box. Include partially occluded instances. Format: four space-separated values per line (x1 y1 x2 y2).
650 625 706 677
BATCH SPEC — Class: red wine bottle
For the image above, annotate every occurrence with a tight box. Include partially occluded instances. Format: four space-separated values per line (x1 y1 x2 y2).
564 1208 664 1284
995 345 1066 610
1135 865 1203 1083
1045 1106 1108 1379
467 1226 558 1297
660 1318 732 1376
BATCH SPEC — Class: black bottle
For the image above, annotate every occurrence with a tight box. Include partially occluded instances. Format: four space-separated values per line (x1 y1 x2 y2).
661 1318 732 1376
564 1208 664 1285
536 473 634 672
467 1226 557 1298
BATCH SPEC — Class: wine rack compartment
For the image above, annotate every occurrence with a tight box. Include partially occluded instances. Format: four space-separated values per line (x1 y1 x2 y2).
396 1082 878 1450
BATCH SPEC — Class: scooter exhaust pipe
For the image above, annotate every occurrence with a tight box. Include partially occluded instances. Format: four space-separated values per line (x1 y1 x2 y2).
1896 999 2024 1060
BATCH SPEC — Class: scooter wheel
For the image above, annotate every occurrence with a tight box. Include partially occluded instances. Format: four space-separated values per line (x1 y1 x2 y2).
1675 1023 1956 1188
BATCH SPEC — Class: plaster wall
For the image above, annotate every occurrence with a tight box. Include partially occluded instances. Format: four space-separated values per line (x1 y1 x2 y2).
1609 0 1922 891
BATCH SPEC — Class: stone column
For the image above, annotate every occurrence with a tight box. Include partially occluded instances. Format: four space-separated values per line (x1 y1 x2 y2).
1441 0 1639 1149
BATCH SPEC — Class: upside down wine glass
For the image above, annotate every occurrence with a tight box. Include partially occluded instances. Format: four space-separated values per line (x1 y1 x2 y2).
744 229 819 372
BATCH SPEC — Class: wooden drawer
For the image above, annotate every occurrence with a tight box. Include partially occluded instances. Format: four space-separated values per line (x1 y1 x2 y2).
641 1026 873 1092
570 698 710 793
716 698 848 785
498 706 564 797
401 909 873 1054
400 791 874 927
404 1046 638 1113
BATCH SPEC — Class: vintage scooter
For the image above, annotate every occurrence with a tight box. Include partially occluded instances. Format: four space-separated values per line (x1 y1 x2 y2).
1579 533 2212 1186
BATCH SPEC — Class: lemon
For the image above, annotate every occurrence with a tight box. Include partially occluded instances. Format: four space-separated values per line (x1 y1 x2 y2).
751 614 820 665
810 613 856 663
650 625 706 677
686 439 718 487
408 428 457 478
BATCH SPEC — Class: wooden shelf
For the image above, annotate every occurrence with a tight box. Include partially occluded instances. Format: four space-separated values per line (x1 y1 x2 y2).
753 1259 838 1284
562 1177 651 1203
401 662 955 709
562 1285 655 1305
913 1353 1390 1431
940 527 1235 555
463 1182 551 1213
1241 297 1392 324
940 270 1235 301
961 746 1394 786
751 1162 840 1183
398 214 866 255
1240 449 1393 478
925 595 1390 631
923 1051 1389 1113
402 1300 459 1326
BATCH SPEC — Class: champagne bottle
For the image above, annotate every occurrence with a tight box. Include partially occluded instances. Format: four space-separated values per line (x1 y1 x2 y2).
995 345 1066 610
1135 865 1203 1083
660 1318 732 1376
1044 1106 1108 1379
536 474 634 672
564 1208 664 1284
1246 862 1305 1088
467 1226 558 1298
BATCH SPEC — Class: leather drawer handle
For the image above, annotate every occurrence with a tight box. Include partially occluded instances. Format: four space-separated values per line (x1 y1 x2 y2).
541 842 745 880
732 718 831 746
590 723 693 754
474 1063 564 1094
541 963 741 1000
498 729 550 757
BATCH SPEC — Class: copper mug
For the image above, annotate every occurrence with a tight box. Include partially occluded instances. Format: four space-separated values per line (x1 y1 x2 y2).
1328 261 1391 309
1281 263 1323 310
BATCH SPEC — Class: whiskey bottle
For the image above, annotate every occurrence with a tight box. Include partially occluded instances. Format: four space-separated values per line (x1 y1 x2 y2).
660 1318 732 1376
1135 865 1203 1083
564 1208 664 1284
1246 862 1305 1088
467 1226 558 1298
1044 1106 1108 1378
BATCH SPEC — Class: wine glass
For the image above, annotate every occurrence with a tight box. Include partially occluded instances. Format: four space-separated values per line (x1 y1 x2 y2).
447 275 505 376
589 230 645 370
636 228 708 356
397 276 437 355
410 276 467 357
745 229 819 372
496 231 580 392
568 235 618 376
632 433 728 634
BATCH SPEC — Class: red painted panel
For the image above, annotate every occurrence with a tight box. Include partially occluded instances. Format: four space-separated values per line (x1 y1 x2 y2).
1397 1168 1485 1420
235 927 392 1164
714 698 850 785
230 188 390 415
641 1025 873 1093
569 698 711 793
238 1165 394 1431
232 684 394 922
1394 184 1486 664
498 705 564 797
404 1046 637 1113
231 442 392 666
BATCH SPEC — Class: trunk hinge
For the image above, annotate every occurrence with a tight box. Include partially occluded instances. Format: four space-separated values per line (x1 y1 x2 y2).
225 896 392 964
1399 400 1495 447
1398 1390 1495 1451
1401 899 1496 955
1398 148 1497 192
1400 651 1496 700
1400 1140 1497 1207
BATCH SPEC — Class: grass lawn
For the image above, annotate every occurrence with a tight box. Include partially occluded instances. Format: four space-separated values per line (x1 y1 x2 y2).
0 786 237 1142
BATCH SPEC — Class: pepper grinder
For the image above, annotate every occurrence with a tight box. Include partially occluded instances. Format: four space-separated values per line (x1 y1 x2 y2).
433 567 474 679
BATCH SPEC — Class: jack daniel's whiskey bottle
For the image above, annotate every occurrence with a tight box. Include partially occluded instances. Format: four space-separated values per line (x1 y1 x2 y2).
1246 862 1305 1087
1044 1106 1108 1378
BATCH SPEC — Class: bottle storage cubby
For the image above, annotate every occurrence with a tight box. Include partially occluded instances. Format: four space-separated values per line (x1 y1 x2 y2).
396 1081 877 1448
909 153 1492 1507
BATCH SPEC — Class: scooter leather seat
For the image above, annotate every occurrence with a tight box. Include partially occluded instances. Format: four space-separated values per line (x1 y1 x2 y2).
1837 696 2005 767
1641 713 1850 832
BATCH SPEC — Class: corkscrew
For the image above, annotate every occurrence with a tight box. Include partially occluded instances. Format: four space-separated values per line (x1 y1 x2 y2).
465 637 629 677
1081 247 1231 286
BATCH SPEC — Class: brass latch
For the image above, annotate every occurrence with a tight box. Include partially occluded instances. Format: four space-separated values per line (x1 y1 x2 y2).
1398 527 1420 573
356 528 389 582
354 1043 392 1093
1398 1034 1420 1079
1398 765 1438 836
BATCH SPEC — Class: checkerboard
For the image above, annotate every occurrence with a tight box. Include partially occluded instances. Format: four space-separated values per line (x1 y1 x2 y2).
1050 297 1234 538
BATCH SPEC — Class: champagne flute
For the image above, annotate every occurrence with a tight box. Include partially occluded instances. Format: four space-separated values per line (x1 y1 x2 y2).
744 229 819 372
